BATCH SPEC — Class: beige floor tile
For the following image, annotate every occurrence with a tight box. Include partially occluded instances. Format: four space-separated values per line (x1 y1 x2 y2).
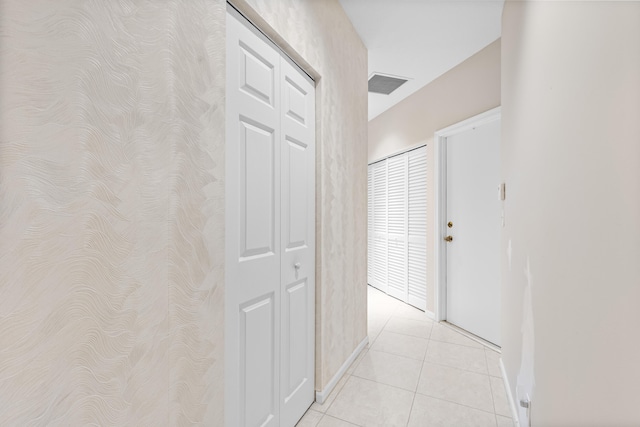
311 374 350 413
490 376 512 417
417 362 494 412
485 349 502 378
317 414 360 427
327 376 414 427
353 349 422 391
430 323 485 348
496 415 515 427
408 394 497 427
296 409 324 427
370 330 428 360
425 340 488 374
393 302 432 322
384 315 433 339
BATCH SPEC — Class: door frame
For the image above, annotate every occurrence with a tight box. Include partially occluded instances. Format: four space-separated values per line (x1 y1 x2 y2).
433 106 501 322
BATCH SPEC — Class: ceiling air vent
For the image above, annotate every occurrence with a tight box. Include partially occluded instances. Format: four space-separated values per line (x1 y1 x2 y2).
368 73 408 95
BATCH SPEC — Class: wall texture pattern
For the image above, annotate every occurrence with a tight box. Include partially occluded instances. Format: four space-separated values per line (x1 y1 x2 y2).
0 0 366 424
0 0 225 425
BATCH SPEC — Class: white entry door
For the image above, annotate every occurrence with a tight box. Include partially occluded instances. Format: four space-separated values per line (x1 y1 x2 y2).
444 113 501 346
226 6 315 427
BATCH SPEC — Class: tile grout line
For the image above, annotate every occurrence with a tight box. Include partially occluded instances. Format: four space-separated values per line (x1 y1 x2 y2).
414 392 502 417
406 336 431 426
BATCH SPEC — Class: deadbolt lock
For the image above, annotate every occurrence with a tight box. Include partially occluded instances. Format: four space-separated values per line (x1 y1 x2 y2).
444 236 453 242
447 221 453 228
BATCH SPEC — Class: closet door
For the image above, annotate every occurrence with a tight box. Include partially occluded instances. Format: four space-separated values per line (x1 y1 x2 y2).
279 57 315 427
226 8 315 427
371 161 388 292
367 165 374 285
407 147 427 310
226 11 281 427
386 155 408 301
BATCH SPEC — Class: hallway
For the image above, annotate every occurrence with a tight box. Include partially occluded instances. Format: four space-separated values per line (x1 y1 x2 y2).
297 286 514 427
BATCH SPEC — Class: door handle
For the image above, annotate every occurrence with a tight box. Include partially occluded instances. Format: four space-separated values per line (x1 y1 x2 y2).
294 262 301 270
444 236 453 242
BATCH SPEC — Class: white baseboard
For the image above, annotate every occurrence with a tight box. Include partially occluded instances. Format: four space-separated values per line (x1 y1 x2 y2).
424 310 435 320
499 357 521 427
315 336 368 404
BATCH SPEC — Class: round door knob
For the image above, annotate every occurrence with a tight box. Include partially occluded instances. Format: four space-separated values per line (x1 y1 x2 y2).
294 262 301 270
447 221 454 228
444 236 453 242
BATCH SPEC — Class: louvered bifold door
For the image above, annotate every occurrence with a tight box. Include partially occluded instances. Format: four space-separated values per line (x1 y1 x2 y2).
386 154 408 301
407 146 427 310
367 165 374 285
372 160 388 292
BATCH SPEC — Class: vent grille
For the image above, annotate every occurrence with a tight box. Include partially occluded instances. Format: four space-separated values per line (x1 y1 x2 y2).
368 74 408 95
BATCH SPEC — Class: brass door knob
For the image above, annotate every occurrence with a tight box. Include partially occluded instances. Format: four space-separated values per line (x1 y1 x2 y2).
447 221 453 228
444 236 453 242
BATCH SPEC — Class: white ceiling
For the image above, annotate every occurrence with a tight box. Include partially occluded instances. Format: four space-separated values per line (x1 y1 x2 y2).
338 0 504 120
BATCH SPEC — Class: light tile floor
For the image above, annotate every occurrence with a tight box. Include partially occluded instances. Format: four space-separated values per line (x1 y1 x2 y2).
297 286 515 427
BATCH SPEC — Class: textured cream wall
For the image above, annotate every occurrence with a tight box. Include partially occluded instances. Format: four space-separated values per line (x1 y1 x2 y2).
368 40 500 313
502 2 640 425
0 1 226 425
234 0 369 391
0 0 366 424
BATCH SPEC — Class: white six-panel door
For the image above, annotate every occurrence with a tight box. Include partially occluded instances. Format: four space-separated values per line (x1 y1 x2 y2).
226 7 315 427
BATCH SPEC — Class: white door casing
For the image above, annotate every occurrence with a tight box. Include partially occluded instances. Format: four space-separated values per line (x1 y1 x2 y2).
226 7 315 427
436 108 501 346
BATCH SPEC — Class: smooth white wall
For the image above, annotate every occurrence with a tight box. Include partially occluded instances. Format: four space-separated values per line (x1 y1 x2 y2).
502 1 640 425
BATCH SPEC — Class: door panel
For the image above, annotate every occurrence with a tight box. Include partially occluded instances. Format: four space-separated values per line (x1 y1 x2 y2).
367 166 374 285
386 155 408 301
241 295 277 427
279 56 315 427
239 120 276 259
239 42 276 106
284 137 308 250
282 280 308 400
446 118 501 346
407 147 427 309
372 161 388 292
